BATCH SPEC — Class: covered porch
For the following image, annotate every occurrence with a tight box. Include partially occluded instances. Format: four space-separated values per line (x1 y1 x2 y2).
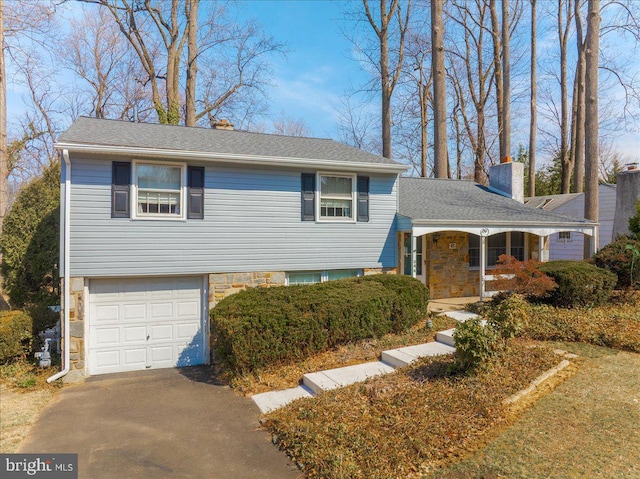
397 177 598 300
397 223 597 300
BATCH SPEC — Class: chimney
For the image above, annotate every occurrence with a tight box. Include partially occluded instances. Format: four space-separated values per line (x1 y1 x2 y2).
211 118 234 130
489 162 524 203
611 165 640 239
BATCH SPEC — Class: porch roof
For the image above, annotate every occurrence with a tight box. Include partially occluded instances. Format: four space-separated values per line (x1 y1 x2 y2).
398 177 597 237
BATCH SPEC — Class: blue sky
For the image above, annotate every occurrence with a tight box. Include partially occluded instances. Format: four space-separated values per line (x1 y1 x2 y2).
6 0 639 167
236 0 365 137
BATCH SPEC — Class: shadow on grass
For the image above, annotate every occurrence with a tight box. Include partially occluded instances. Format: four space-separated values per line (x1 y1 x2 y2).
407 357 458 383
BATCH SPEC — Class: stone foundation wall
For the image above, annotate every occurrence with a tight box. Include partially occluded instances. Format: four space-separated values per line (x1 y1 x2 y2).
364 267 397 276
208 271 286 308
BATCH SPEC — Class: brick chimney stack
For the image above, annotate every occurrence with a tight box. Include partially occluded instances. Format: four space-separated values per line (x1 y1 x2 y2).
211 119 234 130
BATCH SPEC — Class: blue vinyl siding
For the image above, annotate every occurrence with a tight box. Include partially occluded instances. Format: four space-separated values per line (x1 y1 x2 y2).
67 155 399 277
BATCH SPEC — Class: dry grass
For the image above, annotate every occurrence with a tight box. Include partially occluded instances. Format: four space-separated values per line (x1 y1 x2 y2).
0 361 62 453
426 343 640 478
263 340 562 479
230 314 457 396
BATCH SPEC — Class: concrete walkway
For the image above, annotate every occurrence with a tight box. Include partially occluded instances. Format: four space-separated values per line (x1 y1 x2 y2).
252 309 479 414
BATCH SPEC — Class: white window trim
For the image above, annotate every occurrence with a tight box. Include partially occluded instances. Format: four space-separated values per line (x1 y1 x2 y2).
286 269 362 286
132 160 187 221
316 172 357 223
469 232 529 270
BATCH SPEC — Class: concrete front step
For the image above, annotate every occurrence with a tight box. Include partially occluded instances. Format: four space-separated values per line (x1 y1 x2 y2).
252 385 314 414
442 310 480 322
435 328 456 347
381 341 456 368
302 361 395 395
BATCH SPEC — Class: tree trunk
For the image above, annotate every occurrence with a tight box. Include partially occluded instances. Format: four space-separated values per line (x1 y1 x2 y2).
528 0 537 196
559 0 573 194
380 1 392 159
420 83 428 177
573 0 586 193
185 0 199 127
431 0 449 178
584 0 600 257
501 0 511 162
490 0 504 161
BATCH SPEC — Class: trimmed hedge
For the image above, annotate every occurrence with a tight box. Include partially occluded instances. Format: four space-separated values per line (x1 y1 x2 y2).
538 260 617 307
210 274 429 375
0 311 33 363
592 236 640 289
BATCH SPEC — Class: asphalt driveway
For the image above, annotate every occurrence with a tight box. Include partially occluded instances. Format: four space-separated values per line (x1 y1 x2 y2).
18 368 300 478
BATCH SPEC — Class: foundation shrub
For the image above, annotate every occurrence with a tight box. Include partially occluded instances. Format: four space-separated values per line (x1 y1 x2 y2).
452 318 500 371
537 260 617 307
210 275 428 375
486 293 530 340
592 236 640 289
0 311 34 363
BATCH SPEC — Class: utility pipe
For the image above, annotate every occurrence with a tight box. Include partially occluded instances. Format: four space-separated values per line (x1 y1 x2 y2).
48 149 71 383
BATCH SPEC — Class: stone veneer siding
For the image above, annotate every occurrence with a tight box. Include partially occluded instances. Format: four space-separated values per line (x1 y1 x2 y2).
208 271 287 308
208 267 397 308
426 232 540 299
64 277 86 382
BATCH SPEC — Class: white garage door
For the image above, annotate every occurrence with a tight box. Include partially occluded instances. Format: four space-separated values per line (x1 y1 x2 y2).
89 277 207 375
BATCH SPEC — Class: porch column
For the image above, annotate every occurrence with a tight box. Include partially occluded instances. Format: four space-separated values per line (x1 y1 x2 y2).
588 230 598 257
479 235 487 299
411 234 417 278
538 235 545 262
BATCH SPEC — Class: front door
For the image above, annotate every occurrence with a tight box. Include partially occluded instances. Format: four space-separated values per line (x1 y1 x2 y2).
402 233 425 284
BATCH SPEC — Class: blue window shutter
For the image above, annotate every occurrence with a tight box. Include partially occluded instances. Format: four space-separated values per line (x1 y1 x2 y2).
188 166 205 219
111 162 131 218
357 176 369 222
301 173 315 221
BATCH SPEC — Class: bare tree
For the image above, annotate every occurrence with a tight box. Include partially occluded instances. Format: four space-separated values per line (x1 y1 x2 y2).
362 0 411 159
572 0 586 193
447 0 496 184
528 0 537 196
58 8 151 121
490 0 504 161
584 0 600 257
185 0 198 126
501 0 511 162
431 0 449 177
334 94 380 154
558 0 575 193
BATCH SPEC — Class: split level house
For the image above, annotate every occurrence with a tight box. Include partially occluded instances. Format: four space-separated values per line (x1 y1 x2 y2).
54 117 596 381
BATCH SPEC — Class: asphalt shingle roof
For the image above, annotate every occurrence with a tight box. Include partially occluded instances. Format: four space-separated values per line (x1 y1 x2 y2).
58 117 401 166
399 177 593 225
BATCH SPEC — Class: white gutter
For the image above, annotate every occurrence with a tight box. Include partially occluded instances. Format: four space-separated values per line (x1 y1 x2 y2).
48 149 71 383
53 142 409 174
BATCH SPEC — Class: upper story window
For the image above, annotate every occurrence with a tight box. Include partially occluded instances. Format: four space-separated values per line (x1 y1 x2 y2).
135 163 185 218
319 174 356 221
111 161 204 220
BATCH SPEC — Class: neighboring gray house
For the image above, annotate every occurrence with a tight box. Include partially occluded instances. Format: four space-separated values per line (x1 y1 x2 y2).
54 117 405 380
53 118 596 381
525 184 617 261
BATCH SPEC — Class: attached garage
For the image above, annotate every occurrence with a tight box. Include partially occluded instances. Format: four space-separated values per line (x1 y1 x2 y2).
88 276 207 375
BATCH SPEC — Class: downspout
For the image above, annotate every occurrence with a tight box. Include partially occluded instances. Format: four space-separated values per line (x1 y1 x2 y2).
48 149 71 383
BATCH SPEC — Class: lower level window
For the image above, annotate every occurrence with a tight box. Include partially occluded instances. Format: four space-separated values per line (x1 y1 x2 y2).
287 269 361 285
